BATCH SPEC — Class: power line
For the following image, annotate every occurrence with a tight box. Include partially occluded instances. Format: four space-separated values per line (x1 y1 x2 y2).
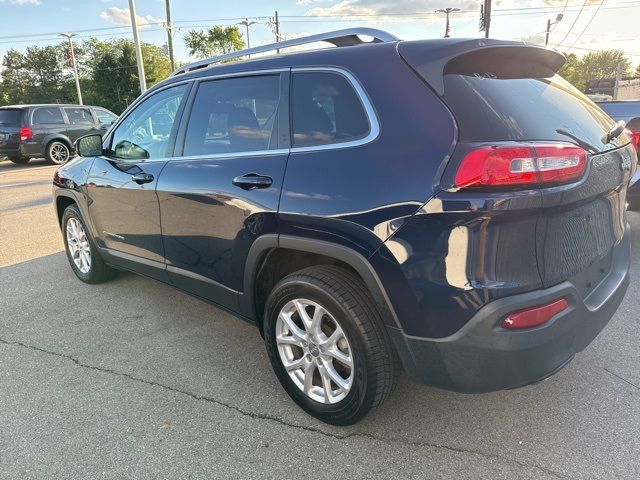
563 0 606 52
553 0 589 47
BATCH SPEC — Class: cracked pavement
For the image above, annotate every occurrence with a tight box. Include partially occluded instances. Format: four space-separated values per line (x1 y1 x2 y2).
1 160 639 479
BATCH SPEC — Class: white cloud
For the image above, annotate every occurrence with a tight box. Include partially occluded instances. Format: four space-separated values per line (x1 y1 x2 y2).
0 0 41 5
99 7 163 28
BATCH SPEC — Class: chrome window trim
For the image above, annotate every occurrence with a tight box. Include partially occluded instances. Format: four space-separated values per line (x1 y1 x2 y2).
168 66 379 161
289 66 380 153
112 66 379 164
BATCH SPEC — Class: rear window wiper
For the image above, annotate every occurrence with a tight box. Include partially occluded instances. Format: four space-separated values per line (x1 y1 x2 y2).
555 128 599 154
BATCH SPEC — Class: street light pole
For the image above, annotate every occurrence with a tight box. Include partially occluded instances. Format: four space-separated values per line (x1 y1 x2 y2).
236 18 258 53
164 0 175 70
59 33 83 105
435 8 461 38
544 13 564 46
128 0 147 94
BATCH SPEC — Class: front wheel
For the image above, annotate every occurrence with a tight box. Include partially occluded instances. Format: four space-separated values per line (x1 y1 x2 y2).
62 204 115 283
264 265 399 425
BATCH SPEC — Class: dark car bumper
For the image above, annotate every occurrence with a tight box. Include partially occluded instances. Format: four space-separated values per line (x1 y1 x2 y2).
390 224 631 393
0 148 21 158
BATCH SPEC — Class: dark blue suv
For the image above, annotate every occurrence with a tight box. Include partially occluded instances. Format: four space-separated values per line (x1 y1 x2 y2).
52 29 635 424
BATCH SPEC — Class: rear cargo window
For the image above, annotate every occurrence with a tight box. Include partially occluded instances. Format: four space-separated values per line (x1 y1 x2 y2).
443 73 615 149
291 72 369 148
0 109 22 125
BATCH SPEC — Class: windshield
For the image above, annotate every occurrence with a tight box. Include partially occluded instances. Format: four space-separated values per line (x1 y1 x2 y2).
443 74 618 150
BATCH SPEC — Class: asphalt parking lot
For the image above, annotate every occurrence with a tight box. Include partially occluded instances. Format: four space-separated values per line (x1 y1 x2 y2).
1 159 639 479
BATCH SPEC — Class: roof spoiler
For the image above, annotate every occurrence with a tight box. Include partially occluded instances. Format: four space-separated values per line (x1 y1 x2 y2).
398 39 566 96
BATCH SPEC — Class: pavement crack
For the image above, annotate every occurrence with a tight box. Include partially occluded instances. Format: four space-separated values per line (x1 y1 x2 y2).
1 336 573 479
603 367 640 391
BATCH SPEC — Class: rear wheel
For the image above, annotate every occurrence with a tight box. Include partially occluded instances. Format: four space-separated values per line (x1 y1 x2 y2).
62 204 115 284
9 156 29 164
264 265 399 425
46 141 70 165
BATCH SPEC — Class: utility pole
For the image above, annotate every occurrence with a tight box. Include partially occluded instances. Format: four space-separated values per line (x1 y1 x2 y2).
237 18 257 53
435 8 460 38
59 33 83 105
164 0 175 70
128 0 147 94
267 11 282 52
544 13 564 46
479 0 492 38
613 61 623 100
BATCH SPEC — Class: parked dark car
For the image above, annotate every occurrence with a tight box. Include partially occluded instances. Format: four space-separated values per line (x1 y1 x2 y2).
0 104 118 165
597 101 640 209
52 29 635 425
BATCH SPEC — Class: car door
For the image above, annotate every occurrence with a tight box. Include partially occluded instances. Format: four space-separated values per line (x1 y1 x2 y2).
63 106 100 141
85 83 190 281
31 106 67 151
156 71 289 309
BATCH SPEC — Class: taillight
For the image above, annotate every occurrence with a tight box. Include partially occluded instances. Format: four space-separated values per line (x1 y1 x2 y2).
502 298 569 330
454 144 587 189
19 126 32 142
630 131 640 156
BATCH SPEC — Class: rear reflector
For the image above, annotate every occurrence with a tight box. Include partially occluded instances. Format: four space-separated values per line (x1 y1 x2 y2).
19 126 32 142
455 144 586 188
502 298 569 330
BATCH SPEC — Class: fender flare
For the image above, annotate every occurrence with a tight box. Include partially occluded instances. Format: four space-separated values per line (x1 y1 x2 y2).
240 234 402 331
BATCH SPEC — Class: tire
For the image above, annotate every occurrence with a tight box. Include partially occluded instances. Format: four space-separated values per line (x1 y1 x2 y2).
264 265 399 425
46 140 70 165
62 204 115 284
9 156 30 164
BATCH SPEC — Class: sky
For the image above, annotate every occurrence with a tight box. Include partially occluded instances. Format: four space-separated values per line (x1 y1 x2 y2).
0 0 639 68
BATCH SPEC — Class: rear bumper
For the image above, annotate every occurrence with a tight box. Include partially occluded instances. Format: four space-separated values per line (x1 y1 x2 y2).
390 224 631 393
0 148 21 158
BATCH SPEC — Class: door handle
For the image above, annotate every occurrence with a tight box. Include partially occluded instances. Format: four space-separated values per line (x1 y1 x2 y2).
131 172 154 184
232 173 273 190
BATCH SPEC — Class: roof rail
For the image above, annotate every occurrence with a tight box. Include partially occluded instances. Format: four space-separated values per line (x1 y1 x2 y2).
171 28 400 76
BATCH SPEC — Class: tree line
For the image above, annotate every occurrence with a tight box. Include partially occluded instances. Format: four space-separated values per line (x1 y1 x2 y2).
0 26 246 114
1 25 638 114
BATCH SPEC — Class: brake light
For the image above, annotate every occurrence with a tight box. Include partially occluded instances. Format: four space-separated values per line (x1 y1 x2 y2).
630 131 640 156
502 298 569 330
454 144 587 188
19 126 32 142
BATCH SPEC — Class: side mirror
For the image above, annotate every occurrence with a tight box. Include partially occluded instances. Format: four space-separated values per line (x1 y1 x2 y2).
76 134 103 157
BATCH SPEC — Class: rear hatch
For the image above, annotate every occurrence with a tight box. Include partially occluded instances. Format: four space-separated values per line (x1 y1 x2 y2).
0 108 24 152
400 40 635 292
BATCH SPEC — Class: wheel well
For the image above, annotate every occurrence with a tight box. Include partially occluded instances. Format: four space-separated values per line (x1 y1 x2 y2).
56 196 76 225
254 248 359 329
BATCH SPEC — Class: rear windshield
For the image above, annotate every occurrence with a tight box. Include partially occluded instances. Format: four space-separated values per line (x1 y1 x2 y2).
443 74 616 150
0 109 22 125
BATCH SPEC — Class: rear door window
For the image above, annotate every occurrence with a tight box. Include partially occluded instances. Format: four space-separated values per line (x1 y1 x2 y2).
183 75 281 156
291 71 370 148
64 107 94 125
0 109 22 125
33 107 65 125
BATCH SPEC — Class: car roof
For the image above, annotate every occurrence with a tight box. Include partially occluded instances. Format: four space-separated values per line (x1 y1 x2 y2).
0 104 98 109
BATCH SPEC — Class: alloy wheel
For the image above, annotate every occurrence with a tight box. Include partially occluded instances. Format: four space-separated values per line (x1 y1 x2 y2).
50 143 69 164
275 298 354 404
66 217 91 274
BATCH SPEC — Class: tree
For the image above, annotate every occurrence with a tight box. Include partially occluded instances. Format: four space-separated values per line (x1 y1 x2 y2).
635 63 640 77
184 25 245 58
558 53 585 91
579 50 631 82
